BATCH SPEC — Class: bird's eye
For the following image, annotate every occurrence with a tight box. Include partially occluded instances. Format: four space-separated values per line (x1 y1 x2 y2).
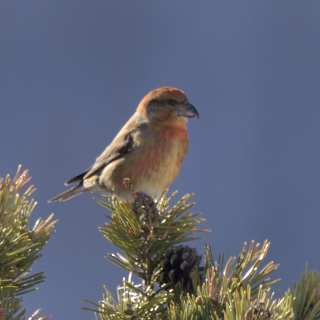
166 99 176 106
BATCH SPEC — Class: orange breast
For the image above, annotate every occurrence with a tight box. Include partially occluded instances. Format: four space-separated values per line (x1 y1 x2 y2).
112 124 189 199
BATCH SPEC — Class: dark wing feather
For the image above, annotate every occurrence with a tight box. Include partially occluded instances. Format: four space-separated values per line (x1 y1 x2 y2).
65 172 88 185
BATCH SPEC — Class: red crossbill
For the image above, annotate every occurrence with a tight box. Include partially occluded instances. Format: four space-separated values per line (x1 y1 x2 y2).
49 87 198 202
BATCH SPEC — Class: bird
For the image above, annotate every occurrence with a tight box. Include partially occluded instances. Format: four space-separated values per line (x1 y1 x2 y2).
49 87 198 203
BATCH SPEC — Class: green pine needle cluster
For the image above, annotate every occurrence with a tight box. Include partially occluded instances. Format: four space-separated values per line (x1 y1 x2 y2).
0 166 57 320
291 265 320 320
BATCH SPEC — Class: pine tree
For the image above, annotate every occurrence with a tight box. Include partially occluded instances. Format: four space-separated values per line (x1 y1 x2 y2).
0 166 57 320
83 178 320 320
2 168 320 319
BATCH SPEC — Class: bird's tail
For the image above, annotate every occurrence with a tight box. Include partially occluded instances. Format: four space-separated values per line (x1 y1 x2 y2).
48 184 86 203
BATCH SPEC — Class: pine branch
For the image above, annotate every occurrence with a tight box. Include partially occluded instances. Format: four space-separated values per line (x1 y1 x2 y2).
167 241 282 319
97 187 207 291
85 185 208 319
84 179 320 320
290 265 320 320
205 240 280 300
85 182 283 320
0 166 57 320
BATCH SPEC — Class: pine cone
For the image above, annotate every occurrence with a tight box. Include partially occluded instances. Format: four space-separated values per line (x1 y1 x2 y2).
157 245 202 293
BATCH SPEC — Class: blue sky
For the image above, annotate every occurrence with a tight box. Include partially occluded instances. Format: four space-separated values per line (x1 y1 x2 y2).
1 1 320 319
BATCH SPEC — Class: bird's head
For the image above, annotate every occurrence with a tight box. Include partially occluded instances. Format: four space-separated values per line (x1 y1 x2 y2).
136 87 199 125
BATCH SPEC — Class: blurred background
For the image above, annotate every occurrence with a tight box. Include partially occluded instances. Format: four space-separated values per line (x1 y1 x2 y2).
1 1 320 319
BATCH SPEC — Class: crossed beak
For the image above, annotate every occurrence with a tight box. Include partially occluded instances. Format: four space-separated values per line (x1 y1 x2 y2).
178 103 199 119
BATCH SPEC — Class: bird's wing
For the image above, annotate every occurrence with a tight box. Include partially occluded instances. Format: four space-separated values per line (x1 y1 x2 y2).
84 132 135 179
65 122 146 186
